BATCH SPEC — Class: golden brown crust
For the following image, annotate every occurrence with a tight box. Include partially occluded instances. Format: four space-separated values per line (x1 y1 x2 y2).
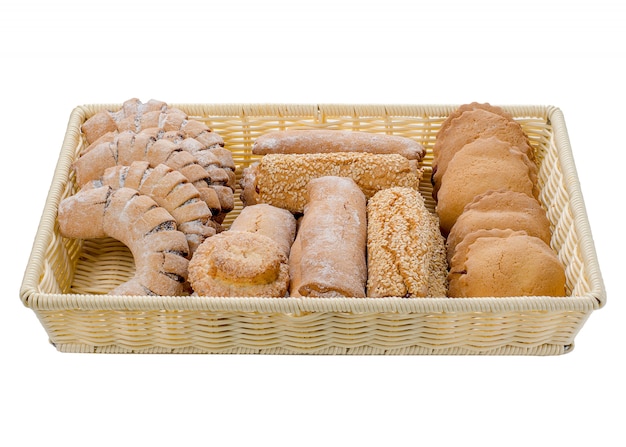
366 187 447 297
432 108 533 199
252 129 425 161
239 162 259 206
435 136 538 235
438 102 514 139
446 189 552 263
188 231 289 297
447 229 566 297
250 152 422 214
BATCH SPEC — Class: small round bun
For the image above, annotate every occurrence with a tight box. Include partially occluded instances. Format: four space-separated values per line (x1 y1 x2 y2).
188 231 289 297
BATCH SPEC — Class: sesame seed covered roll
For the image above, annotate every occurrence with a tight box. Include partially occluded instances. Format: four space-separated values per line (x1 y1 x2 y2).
366 187 448 298
242 152 422 214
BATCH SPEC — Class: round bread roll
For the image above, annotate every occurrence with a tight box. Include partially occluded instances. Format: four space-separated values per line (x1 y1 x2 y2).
435 136 538 235
188 231 290 297
447 229 566 298
446 189 552 263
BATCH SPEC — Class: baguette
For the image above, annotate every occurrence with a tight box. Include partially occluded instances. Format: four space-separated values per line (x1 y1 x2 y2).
252 129 425 161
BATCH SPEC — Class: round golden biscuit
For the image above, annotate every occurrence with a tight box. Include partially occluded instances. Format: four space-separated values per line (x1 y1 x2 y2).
435 136 538 235
432 108 533 200
447 229 566 298
446 189 552 263
438 102 514 141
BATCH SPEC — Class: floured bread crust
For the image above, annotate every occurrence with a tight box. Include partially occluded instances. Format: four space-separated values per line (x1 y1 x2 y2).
289 176 367 297
229 204 297 259
252 129 425 161
84 161 217 255
58 186 190 296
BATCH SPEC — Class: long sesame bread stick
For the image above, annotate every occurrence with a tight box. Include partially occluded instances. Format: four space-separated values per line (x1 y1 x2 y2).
240 152 423 213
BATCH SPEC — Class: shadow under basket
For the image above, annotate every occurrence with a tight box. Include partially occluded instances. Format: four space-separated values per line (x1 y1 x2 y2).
20 103 606 355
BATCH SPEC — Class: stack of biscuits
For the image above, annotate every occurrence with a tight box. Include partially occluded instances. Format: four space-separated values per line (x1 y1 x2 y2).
433 103 566 297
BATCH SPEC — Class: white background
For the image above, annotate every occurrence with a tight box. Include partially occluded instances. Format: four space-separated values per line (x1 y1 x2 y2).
1 1 623 446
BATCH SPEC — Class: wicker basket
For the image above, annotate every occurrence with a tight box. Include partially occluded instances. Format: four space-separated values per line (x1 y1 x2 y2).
20 103 605 355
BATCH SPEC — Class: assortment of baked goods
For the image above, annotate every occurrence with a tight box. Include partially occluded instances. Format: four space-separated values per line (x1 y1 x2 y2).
57 99 567 299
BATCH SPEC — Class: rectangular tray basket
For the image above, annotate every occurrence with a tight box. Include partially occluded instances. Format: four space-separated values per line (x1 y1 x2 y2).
20 103 606 355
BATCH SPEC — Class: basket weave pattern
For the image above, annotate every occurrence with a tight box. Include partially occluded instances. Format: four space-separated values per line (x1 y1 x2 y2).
20 104 605 354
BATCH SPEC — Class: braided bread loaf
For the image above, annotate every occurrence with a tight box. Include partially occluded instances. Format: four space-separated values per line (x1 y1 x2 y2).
74 128 234 223
58 187 190 296
84 161 218 254
78 99 235 224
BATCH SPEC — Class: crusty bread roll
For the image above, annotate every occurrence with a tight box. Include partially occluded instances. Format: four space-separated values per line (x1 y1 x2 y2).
240 152 422 213
229 204 297 259
252 129 425 161
366 187 447 298
435 136 538 234
58 186 190 296
447 229 566 297
188 231 290 297
289 176 367 297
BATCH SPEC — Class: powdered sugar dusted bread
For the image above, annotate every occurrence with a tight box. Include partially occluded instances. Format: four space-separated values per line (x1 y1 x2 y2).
289 176 367 297
58 186 190 296
366 187 447 298
83 161 217 254
252 129 425 161
81 98 223 150
447 229 566 297
446 189 552 263
188 231 290 297
73 129 231 221
436 136 538 234
229 204 297 259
